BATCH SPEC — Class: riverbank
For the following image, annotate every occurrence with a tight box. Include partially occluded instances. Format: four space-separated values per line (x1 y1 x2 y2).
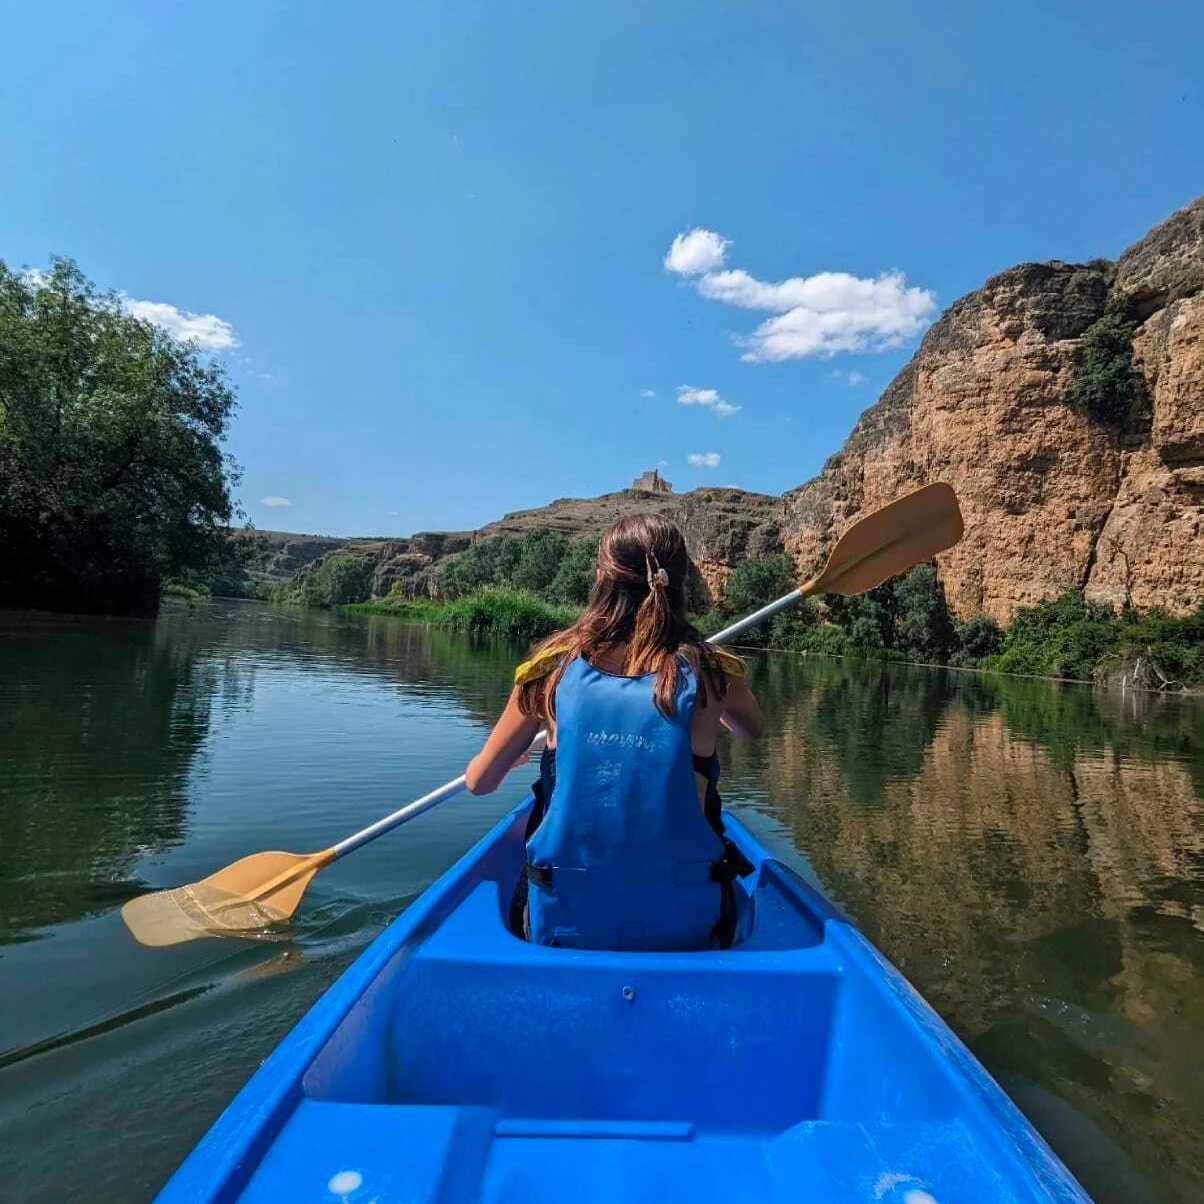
341 588 577 642
337 580 1204 693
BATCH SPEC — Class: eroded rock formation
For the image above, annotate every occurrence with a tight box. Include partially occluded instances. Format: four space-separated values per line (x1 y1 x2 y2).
782 196 1204 622
269 196 1202 618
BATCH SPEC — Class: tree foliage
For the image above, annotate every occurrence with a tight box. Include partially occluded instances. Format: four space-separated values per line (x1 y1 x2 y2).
301 555 375 607
711 553 816 648
950 614 1004 667
547 534 600 604
1071 291 1142 426
893 563 957 662
0 258 240 614
439 530 598 603
984 591 1204 684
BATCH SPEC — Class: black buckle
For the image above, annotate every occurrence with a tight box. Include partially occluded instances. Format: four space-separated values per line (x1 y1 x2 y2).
710 840 754 884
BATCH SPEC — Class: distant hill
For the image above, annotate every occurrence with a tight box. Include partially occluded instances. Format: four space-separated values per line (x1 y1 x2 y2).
253 486 783 605
260 194 1204 621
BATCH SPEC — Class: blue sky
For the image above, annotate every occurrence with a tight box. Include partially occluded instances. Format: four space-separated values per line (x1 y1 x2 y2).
3 2 1200 537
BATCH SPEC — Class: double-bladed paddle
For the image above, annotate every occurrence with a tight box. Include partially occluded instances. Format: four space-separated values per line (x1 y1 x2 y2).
122 482 964 946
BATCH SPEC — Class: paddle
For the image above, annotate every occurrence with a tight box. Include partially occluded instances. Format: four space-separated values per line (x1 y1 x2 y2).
122 482 963 946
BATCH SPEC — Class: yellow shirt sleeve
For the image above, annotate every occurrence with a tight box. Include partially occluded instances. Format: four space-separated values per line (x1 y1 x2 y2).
514 644 570 686
712 648 747 678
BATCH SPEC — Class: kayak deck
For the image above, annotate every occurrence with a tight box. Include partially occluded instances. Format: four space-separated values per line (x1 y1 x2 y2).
156 802 1090 1204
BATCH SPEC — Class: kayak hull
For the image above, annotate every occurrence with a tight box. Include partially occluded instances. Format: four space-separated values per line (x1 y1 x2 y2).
152 801 1091 1203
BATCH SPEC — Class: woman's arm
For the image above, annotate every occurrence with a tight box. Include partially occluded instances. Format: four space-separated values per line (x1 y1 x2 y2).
465 686 542 795
720 678 764 740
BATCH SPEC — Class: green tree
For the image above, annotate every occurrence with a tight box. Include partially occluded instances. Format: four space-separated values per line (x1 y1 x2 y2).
0 258 240 615
510 530 569 594
893 564 956 663
440 535 524 597
1071 291 1142 426
301 555 374 607
987 591 1119 680
828 584 895 653
548 534 600 604
951 614 1004 667
715 555 815 648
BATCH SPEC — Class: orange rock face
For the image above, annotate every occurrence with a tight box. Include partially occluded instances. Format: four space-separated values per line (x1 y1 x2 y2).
782 198 1204 623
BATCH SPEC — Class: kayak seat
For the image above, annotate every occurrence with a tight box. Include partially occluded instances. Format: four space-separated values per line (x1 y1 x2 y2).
303 873 960 1134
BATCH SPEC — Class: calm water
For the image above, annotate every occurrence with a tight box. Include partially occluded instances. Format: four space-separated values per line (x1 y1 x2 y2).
1 602 1202 1203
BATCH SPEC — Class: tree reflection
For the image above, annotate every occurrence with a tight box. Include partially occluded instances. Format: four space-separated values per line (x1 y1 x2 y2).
724 650 1204 1202
0 614 216 938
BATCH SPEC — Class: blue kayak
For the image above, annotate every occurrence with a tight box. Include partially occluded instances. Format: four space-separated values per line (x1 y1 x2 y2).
152 801 1092 1204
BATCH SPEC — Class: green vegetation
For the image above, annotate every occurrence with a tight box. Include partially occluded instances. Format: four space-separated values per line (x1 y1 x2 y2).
273 527 1200 689
983 591 1204 686
700 554 816 648
439 530 600 604
1071 291 1143 426
343 587 575 642
704 556 1203 689
0 258 247 615
301 554 375 607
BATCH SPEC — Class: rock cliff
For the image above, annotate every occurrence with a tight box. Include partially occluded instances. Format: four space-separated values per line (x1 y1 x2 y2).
375 486 783 601
267 196 1202 619
782 196 1204 622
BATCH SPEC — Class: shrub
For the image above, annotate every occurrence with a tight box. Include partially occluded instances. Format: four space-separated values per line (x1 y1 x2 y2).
301 555 375 607
434 589 576 641
1071 291 1142 426
950 615 1004 667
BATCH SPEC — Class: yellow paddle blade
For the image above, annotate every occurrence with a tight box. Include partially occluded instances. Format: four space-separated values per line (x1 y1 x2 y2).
802 482 964 597
121 849 332 947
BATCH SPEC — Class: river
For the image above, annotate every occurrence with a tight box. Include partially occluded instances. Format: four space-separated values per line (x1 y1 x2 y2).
1 601 1201 1203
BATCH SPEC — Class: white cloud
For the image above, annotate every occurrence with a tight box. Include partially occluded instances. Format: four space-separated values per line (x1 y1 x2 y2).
676 384 740 419
687 452 721 468
21 268 238 352
125 298 238 351
829 369 869 386
664 230 936 361
640 388 656 399
387 510 400 516
664 227 730 276
261 495 291 507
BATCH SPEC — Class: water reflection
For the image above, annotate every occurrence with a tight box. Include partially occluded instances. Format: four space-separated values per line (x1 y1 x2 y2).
1 605 1201 1202
0 614 212 936
727 655 1204 1202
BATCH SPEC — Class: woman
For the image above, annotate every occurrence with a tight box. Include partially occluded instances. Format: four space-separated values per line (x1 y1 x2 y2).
465 513 763 951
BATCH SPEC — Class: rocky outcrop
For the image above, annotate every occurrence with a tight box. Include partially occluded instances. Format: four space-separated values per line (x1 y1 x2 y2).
267 487 784 603
263 197 1202 619
425 486 782 601
780 197 1204 622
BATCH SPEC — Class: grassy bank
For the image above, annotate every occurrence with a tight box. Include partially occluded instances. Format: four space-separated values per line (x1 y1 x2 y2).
342 588 578 642
264 529 1202 690
701 557 1204 690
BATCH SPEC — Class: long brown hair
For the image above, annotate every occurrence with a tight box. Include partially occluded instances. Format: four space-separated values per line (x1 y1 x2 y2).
517 513 727 718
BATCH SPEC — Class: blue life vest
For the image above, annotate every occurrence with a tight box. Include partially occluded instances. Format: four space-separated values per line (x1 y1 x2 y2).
525 654 727 951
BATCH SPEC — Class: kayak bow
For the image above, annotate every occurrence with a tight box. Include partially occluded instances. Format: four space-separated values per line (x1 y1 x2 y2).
150 800 1091 1204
